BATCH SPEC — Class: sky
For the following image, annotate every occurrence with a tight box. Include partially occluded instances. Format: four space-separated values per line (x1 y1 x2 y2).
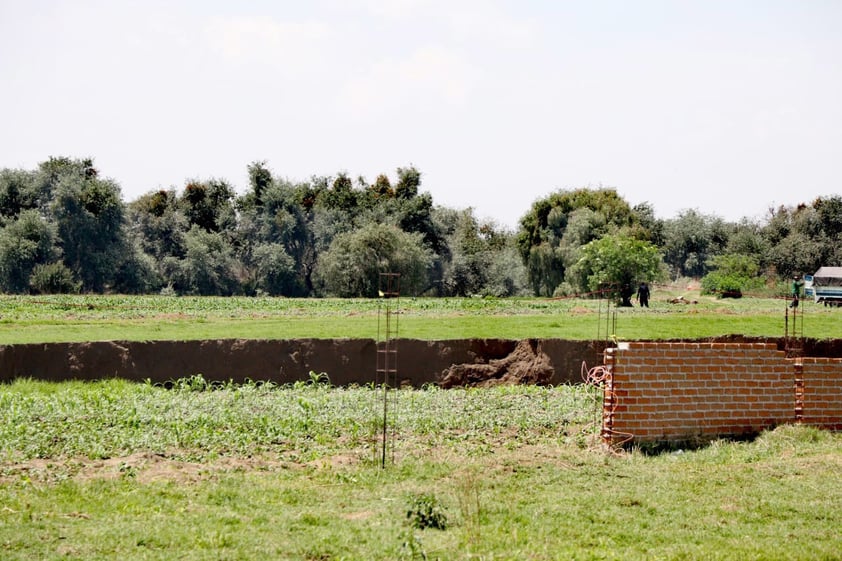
1 0 841 229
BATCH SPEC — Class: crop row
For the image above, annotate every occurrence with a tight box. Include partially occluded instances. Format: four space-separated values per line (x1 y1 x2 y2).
0 378 599 465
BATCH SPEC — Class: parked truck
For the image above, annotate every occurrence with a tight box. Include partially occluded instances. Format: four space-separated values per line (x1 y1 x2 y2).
806 267 842 306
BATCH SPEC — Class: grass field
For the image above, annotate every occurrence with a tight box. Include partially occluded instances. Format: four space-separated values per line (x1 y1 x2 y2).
0 285 839 343
1 378 841 560
1 290 840 559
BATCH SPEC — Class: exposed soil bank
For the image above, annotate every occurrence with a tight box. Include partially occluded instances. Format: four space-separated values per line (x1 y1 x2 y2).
0 339 597 386
1 337 841 387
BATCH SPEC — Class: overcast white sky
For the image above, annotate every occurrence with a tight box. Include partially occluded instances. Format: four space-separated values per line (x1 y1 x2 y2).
1 0 840 229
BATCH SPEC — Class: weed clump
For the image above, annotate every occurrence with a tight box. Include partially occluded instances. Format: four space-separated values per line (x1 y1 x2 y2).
405 493 448 530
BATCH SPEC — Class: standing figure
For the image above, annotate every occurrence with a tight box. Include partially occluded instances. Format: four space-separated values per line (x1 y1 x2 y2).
637 282 651 308
790 275 803 308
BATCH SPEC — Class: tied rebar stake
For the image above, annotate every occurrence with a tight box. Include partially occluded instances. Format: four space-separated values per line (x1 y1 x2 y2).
376 272 400 468
784 293 806 422
593 285 619 445
784 296 805 358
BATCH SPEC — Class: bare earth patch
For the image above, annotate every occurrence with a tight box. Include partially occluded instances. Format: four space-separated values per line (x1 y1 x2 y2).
0 453 297 485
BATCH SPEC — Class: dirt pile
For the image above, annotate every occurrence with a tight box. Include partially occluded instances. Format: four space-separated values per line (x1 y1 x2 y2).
439 339 554 388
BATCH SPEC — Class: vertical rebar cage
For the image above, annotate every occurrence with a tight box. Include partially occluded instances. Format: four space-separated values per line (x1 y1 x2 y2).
376 272 400 468
784 297 806 423
784 300 805 358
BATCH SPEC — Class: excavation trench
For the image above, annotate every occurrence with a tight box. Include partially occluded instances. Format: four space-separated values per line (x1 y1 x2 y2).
2 337 842 387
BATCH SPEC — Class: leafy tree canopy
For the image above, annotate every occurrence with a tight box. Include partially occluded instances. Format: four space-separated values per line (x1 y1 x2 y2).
315 223 433 298
516 187 638 296
661 209 728 279
569 234 664 306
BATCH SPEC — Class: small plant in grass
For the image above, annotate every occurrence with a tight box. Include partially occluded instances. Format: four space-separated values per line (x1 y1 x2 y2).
406 492 448 530
171 373 210 392
399 530 429 560
307 370 331 386
118 461 138 478
457 468 483 546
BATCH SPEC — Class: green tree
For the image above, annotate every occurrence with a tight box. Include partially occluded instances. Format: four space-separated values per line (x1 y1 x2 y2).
394 166 421 200
51 172 127 292
251 243 296 296
367 174 394 202
397 192 445 254
178 179 236 233
439 209 487 296
167 227 240 295
128 190 187 261
314 223 433 297
0 210 59 292
0 168 37 219
235 172 319 295
726 219 769 263
259 180 317 295
28 261 80 294
247 160 273 207
439 209 526 297
814 195 842 238
0 157 103 223
111 239 162 294
807 195 842 267
516 188 636 296
484 244 528 297
569 234 664 306
316 173 358 212
556 208 607 282
760 201 836 278
767 232 823 279
661 210 729 278
630 202 664 245
30 157 98 213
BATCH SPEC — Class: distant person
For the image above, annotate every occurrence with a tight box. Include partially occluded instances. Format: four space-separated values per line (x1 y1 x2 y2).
790 276 803 308
637 282 650 308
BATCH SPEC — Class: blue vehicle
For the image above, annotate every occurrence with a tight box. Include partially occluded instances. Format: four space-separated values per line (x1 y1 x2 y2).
810 267 842 306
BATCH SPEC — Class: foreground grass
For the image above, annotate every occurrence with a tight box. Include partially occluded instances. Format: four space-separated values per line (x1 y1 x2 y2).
0 289 839 343
1 379 841 560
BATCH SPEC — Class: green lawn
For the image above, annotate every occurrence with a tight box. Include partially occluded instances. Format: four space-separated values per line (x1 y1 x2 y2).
1 379 840 560
0 289 838 343
2 291 840 558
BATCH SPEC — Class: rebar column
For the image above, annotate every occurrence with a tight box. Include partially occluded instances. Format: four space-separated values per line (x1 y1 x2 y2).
376 272 400 468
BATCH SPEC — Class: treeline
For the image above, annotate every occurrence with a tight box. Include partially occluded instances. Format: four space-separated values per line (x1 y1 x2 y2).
0 157 522 297
0 157 840 299
517 188 842 300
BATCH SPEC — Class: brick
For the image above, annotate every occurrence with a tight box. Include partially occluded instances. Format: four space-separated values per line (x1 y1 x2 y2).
605 341 842 446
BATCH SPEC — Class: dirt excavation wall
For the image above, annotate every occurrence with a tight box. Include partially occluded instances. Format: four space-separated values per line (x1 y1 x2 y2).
0 338 600 387
603 342 842 446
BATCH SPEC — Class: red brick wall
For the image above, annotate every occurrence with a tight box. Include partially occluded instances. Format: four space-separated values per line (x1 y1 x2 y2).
800 357 842 431
602 342 842 446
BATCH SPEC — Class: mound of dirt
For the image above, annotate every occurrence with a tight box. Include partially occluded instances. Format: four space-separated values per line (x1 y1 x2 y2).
439 339 554 388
